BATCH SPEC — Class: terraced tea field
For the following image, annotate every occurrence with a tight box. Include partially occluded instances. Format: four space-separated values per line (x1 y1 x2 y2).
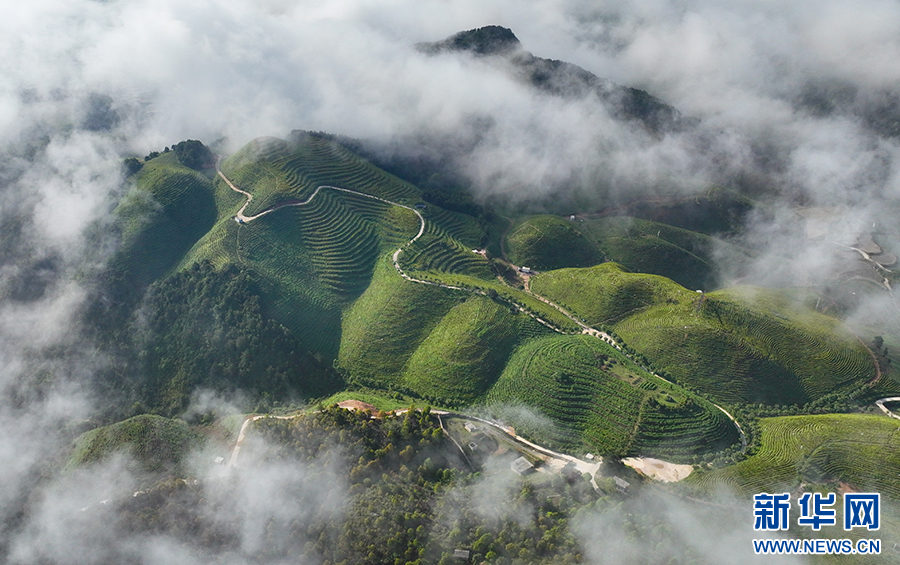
486 334 738 459
532 264 875 405
338 257 464 387
112 153 217 288
127 134 878 464
688 414 900 499
402 224 493 280
401 296 552 404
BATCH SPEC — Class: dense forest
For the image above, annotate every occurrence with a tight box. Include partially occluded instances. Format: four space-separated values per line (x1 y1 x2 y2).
103 406 715 564
89 261 340 419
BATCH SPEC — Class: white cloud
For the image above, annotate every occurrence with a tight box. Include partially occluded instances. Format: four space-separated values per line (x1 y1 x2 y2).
2 0 900 559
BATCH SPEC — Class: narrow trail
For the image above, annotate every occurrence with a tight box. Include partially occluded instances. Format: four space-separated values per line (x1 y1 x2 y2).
215 157 746 454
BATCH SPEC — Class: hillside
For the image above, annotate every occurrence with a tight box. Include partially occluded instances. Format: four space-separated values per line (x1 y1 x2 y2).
400 295 553 404
106 152 217 294
688 414 900 499
531 263 876 405
504 214 751 290
578 216 753 291
86 129 898 464
505 215 604 270
67 415 203 474
486 334 739 460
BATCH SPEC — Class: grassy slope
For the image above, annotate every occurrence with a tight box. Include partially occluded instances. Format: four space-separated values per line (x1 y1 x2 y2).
111 153 216 288
176 134 491 362
112 135 890 472
401 295 553 404
532 264 875 405
689 414 900 499
486 334 738 460
67 415 203 474
337 256 464 388
578 216 753 291
505 215 603 270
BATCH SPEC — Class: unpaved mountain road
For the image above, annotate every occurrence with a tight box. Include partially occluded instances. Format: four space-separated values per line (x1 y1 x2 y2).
875 397 900 421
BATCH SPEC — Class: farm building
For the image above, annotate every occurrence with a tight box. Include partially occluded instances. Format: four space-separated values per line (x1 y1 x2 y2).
613 476 630 493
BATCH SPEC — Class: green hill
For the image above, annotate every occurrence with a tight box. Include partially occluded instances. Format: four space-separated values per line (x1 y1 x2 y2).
337 257 463 389
486 334 738 460
578 216 752 291
67 415 203 474
109 152 217 291
531 264 876 405
688 414 900 499
505 215 603 270
85 129 888 468
178 133 491 362
505 214 750 290
401 295 553 404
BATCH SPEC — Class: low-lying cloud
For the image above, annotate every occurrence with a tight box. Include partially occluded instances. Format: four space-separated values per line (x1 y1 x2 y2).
2 0 899 560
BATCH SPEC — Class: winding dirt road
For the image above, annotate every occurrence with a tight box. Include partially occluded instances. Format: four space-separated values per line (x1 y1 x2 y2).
228 414 299 469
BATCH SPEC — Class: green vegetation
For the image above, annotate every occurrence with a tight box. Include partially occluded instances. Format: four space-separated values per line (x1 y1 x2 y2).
172 139 213 170
578 216 752 291
397 266 581 333
506 214 750 291
689 414 900 498
89 129 871 477
338 257 463 389
403 226 493 280
486 334 738 460
314 390 430 412
402 295 552 405
530 262 686 326
108 152 216 292
91 261 339 418
532 264 875 405
221 132 421 217
112 406 704 565
505 215 603 270
67 415 203 474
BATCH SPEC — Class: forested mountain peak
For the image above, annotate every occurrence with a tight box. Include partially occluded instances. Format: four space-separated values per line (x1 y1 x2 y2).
417 25 521 56
419 25 686 133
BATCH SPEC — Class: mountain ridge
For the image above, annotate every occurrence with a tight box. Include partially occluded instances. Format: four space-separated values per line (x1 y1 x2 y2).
418 25 689 133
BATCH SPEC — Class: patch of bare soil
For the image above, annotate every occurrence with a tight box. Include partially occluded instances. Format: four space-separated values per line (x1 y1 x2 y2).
622 457 693 482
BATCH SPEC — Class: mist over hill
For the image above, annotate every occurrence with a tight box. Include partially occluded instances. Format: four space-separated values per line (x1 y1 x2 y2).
3 1 900 562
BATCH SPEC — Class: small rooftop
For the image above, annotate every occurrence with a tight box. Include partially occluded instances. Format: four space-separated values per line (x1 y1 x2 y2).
511 456 535 475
